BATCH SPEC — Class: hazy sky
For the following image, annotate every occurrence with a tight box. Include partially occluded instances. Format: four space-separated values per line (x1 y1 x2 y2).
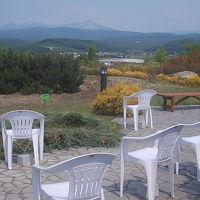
0 0 199 32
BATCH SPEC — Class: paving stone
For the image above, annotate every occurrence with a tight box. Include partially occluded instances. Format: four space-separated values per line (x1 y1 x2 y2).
0 107 199 199
179 186 200 195
136 182 159 199
0 177 13 183
6 194 21 200
184 182 200 191
17 154 33 166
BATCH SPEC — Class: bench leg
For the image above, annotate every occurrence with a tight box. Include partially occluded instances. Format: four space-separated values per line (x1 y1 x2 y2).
170 97 175 112
162 97 167 110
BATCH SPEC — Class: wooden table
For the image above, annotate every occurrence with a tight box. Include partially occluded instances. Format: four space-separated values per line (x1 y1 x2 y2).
157 92 200 111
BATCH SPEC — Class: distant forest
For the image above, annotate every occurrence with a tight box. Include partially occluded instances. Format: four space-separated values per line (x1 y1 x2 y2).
0 37 200 55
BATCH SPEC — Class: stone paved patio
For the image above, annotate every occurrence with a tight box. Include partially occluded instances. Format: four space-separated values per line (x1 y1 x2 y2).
0 106 200 200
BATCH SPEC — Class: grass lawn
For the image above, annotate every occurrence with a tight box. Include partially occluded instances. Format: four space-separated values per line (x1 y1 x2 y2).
0 76 199 152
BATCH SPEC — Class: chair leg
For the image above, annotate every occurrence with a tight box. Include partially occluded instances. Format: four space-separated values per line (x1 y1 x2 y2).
32 166 41 200
195 146 200 181
133 109 138 131
169 159 175 197
149 108 153 129
120 158 125 198
175 142 181 175
39 132 44 160
145 110 149 126
176 162 179 175
145 162 157 200
2 132 7 162
32 134 39 165
101 188 105 200
123 108 127 128
6 136 13 169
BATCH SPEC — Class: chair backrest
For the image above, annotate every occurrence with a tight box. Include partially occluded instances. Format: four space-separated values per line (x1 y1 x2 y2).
137 89 157 108
40 153 117 200
155 125 184 162
0 110 44 138
124 89 156 108
69 162 106 199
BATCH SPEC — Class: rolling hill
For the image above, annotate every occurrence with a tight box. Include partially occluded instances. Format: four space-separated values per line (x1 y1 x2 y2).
0 26 200 54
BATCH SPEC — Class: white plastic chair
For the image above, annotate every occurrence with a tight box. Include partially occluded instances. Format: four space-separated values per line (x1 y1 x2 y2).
176 121 200 181
123 89 156 131
120 124 184 200
0 110 44 169
32 153 117 200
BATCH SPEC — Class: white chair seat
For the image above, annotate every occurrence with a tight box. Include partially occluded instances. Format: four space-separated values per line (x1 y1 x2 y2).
126 104 149 111
126 105 138 110
182 135 200 146
41 182 69 200
128 147 158 162
6 128 40 138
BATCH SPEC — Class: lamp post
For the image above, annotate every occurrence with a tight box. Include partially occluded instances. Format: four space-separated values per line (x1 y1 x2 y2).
100 65 107 91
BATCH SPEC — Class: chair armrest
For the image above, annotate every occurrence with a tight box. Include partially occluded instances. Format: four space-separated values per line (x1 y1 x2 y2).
180 122 200 127
32 164 48 171
121 131 162 157
0 120 7 135
124 93 138 99
123 95 137 107
122 130 162 143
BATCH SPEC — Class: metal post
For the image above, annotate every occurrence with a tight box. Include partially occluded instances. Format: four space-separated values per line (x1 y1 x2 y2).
100 66 107 91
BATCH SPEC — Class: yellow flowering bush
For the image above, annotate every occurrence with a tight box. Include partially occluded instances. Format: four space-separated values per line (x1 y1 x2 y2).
157 73 168 80
184 75 200 86
157 73 200 86
157 74 180 84
107 68 123 76
124 71 149 79
91 82 141 115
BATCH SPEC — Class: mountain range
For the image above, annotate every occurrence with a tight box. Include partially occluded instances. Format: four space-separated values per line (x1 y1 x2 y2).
0 21 200 54
0 20 113 31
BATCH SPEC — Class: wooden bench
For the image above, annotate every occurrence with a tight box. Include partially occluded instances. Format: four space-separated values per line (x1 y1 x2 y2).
157 92 200 111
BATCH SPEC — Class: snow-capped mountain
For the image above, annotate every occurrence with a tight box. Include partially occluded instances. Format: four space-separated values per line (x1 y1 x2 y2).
0 21 53 30
0 20 114 31
64 20 113 30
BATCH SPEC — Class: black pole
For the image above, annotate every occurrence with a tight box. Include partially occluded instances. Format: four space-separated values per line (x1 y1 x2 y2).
100 65 107 91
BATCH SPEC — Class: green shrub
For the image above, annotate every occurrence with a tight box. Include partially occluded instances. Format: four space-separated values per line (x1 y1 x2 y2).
0 48 84 94
0 112 122 154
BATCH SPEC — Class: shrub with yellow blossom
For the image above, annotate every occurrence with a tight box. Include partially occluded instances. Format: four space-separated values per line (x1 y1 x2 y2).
107 68 123 76
124 71 149 79
184 74 200 86
91 82 141 115
157 74 182 84
157 73 200 86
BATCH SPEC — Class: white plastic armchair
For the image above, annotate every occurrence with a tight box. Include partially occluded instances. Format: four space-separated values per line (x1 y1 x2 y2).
176 121 200 181
32 153 117 200
120 124 184 200
0 110 44 169
123 89 156 131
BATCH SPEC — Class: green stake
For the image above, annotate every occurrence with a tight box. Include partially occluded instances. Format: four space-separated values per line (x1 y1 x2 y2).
40 94 50 108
